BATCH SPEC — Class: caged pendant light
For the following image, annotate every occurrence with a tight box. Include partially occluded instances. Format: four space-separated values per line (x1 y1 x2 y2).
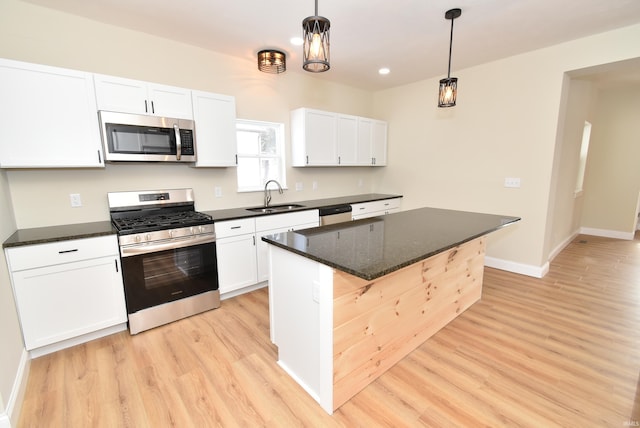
438 8 462 108
257 50 286 74
302 0 330 72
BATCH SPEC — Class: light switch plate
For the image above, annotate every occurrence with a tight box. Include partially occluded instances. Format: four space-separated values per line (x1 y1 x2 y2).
214 186 222 197
69 193 82 207
504 177 521 188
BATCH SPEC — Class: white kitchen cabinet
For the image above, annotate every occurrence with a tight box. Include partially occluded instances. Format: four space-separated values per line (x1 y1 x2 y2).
0 59 104 168
291 108 337 166
291 107 387 167
4 235 126 352
351 198 401 220
191 90 238 167
255 210 319 282
94 74 193 119
336 114 358 165
214 218 258 294
357 118 388 166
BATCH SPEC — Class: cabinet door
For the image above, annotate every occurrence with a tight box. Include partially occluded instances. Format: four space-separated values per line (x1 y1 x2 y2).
371 120 388 166
11 256 126 350
257 222 318 283
0 59 104 168
192 90 237 167
94 74 149 115
356 117 374 165
216 234 258 294
305 110 337 165
336 114 358 165
147 83 193 119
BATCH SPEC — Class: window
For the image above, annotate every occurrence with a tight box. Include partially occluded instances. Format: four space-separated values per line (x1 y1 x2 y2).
236 119 286 192
575 121 592 196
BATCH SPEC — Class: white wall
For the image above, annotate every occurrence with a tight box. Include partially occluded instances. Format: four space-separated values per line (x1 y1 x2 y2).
581 85 640 234
373 24 640 271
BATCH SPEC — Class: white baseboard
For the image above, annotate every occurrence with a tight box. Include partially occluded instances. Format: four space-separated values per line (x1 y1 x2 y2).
1 349 30 428
484 256 549 278
221 282 267 300
579 227 634 240
29 323 127 359
549 231 579 262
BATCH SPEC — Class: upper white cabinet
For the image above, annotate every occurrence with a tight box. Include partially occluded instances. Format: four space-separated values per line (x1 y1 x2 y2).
94 74 193 119
191 90 238 167
291 108 387 167
291 108 338 166
0 59 104 168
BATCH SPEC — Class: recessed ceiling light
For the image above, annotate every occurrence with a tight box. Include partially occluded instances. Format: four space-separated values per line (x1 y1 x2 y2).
290 37 304 46
378 68 390 75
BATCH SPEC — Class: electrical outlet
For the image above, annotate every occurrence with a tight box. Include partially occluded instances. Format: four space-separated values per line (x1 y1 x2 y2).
312 181 318 191
214 186 222 197
295 182 303 191
358 178 364 187
504 177 521 188
69 193 82 207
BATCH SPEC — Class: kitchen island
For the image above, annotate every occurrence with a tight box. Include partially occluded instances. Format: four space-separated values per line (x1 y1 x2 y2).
262 207 520 414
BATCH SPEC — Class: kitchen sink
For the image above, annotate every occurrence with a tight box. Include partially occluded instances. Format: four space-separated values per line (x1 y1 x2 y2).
246 204 306 213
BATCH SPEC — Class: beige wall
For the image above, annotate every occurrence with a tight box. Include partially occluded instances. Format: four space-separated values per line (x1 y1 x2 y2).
373 24 640 268
581 85 640 233
545 78 596 256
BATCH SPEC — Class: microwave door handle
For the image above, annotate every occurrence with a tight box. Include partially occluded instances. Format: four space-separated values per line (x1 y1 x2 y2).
174 124 182 160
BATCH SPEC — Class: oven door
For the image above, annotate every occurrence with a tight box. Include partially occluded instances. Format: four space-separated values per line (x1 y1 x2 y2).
119 240 218 314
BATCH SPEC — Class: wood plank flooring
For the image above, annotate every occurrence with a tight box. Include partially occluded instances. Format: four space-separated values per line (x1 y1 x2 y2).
19 234 640 427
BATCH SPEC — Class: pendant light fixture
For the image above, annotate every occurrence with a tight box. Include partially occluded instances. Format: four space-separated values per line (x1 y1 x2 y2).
438 8 462 108
302 0 330 72
257 50 286 74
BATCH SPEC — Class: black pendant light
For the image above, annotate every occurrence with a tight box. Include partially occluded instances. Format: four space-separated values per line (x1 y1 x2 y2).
302 0 330 72
257 50 286 74
438 8 462 108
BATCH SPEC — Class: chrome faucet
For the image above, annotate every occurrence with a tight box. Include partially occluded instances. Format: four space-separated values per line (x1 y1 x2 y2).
264 179 283 207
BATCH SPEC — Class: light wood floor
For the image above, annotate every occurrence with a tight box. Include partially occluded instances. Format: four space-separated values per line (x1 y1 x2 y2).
19 234 640 427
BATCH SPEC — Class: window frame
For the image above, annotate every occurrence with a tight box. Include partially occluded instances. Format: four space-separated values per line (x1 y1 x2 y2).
235 119 287 193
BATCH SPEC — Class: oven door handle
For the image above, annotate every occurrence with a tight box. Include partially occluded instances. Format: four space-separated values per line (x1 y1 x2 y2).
120 233 215 257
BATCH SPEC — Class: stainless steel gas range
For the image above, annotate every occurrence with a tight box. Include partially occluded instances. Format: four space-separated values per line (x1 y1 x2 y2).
108 188 220 334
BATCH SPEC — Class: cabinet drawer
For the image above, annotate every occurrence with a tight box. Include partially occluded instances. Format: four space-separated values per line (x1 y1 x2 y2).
214 218 256 238
6 235 118 272
255 210 319 232
369 198 401 212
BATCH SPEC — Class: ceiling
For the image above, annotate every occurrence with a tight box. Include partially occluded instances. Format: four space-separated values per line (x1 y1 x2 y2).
22 0 640 91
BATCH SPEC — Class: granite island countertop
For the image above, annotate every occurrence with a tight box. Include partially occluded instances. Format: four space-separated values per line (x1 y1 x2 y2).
262 207 520 280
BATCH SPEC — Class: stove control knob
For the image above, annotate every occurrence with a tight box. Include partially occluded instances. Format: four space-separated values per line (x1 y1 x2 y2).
146 234 151 241
135 235 141 243
169 230 174 238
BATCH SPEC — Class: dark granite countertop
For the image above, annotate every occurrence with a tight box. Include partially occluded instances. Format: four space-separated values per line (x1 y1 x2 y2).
262 207 520 281
203 193 402 222
3 221 117 248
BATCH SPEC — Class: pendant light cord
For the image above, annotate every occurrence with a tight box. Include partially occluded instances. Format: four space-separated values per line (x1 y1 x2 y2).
447 17 455 79
315 0 318 16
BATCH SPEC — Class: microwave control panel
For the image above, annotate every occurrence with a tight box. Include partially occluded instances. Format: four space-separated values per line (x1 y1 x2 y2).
180 129 195 155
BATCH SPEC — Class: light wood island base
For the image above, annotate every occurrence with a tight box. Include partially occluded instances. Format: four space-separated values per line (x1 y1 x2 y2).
269 236 486 414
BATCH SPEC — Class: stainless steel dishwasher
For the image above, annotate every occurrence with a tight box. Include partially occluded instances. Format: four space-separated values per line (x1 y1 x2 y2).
319 204 353 225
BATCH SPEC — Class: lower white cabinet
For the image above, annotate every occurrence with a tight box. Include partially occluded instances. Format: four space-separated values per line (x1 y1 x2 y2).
5 235 126 351
215 218 258 295
215 210 319 296
255 210 319 282
351 198 402 220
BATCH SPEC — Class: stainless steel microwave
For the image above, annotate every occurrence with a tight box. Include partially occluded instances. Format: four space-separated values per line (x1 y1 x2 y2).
99 111 197 162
